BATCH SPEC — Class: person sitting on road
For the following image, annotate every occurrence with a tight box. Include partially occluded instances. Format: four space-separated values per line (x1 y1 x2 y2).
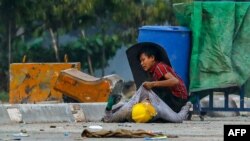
102 46 191 123
139 45 189 113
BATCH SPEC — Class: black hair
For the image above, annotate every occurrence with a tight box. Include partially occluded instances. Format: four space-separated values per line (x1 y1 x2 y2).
137 45 162 61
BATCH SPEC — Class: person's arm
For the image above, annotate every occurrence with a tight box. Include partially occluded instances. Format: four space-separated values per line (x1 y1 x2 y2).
143 72 179 90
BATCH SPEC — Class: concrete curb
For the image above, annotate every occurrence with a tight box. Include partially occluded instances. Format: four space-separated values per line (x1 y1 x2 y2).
80 102 106 122
2 99 249 124
0 103 107 124
19 104 74 123
0 105 11 124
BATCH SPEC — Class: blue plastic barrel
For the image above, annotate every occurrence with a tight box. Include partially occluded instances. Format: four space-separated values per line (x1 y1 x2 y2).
138 26 191 88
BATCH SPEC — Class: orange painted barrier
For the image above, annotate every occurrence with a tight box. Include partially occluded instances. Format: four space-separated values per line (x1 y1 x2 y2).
54 69 111 102
9 63 80 103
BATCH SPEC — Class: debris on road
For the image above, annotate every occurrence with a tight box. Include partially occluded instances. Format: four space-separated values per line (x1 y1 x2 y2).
81 128 164 138
12 132 29 137
20 129 27 133
88 125 103 130
118 123 132 127
50 125 56 128
144 135 168 140
64 132 69 136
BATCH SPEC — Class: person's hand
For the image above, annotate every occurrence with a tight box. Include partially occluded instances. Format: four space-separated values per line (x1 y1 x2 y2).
143 82 154 90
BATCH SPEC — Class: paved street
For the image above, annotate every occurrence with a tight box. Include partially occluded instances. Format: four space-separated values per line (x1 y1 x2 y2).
1 115 250 141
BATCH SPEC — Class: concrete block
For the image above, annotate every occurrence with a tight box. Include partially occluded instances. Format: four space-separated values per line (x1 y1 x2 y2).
104 74 124 96
69 104 85 122
7 107 22 123
0 105 11 124
80 103 106 122
19 104 74 123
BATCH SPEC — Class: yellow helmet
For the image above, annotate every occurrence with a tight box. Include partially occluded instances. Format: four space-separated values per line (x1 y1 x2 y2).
132 102 157 123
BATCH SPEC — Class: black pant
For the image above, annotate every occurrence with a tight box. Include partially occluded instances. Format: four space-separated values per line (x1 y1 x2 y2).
152 87 187 113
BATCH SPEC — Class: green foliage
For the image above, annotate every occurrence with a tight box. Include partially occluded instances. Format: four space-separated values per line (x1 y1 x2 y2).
61 34 121 71
0 90 8 102
12 37 56 63
173 0 193 3
110 0 172 43
0 0 193 91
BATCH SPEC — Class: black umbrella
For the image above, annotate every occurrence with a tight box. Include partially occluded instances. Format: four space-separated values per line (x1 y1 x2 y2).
126 42 172 89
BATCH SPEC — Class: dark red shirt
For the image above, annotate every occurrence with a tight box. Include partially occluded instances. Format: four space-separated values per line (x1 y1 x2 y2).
149 62 188 99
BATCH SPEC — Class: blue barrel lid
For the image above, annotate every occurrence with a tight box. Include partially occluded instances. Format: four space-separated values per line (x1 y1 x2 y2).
139 26 190 32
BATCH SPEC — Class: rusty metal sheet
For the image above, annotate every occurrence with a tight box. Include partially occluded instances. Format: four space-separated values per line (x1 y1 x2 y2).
54 68 111 102
9 63 81 103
